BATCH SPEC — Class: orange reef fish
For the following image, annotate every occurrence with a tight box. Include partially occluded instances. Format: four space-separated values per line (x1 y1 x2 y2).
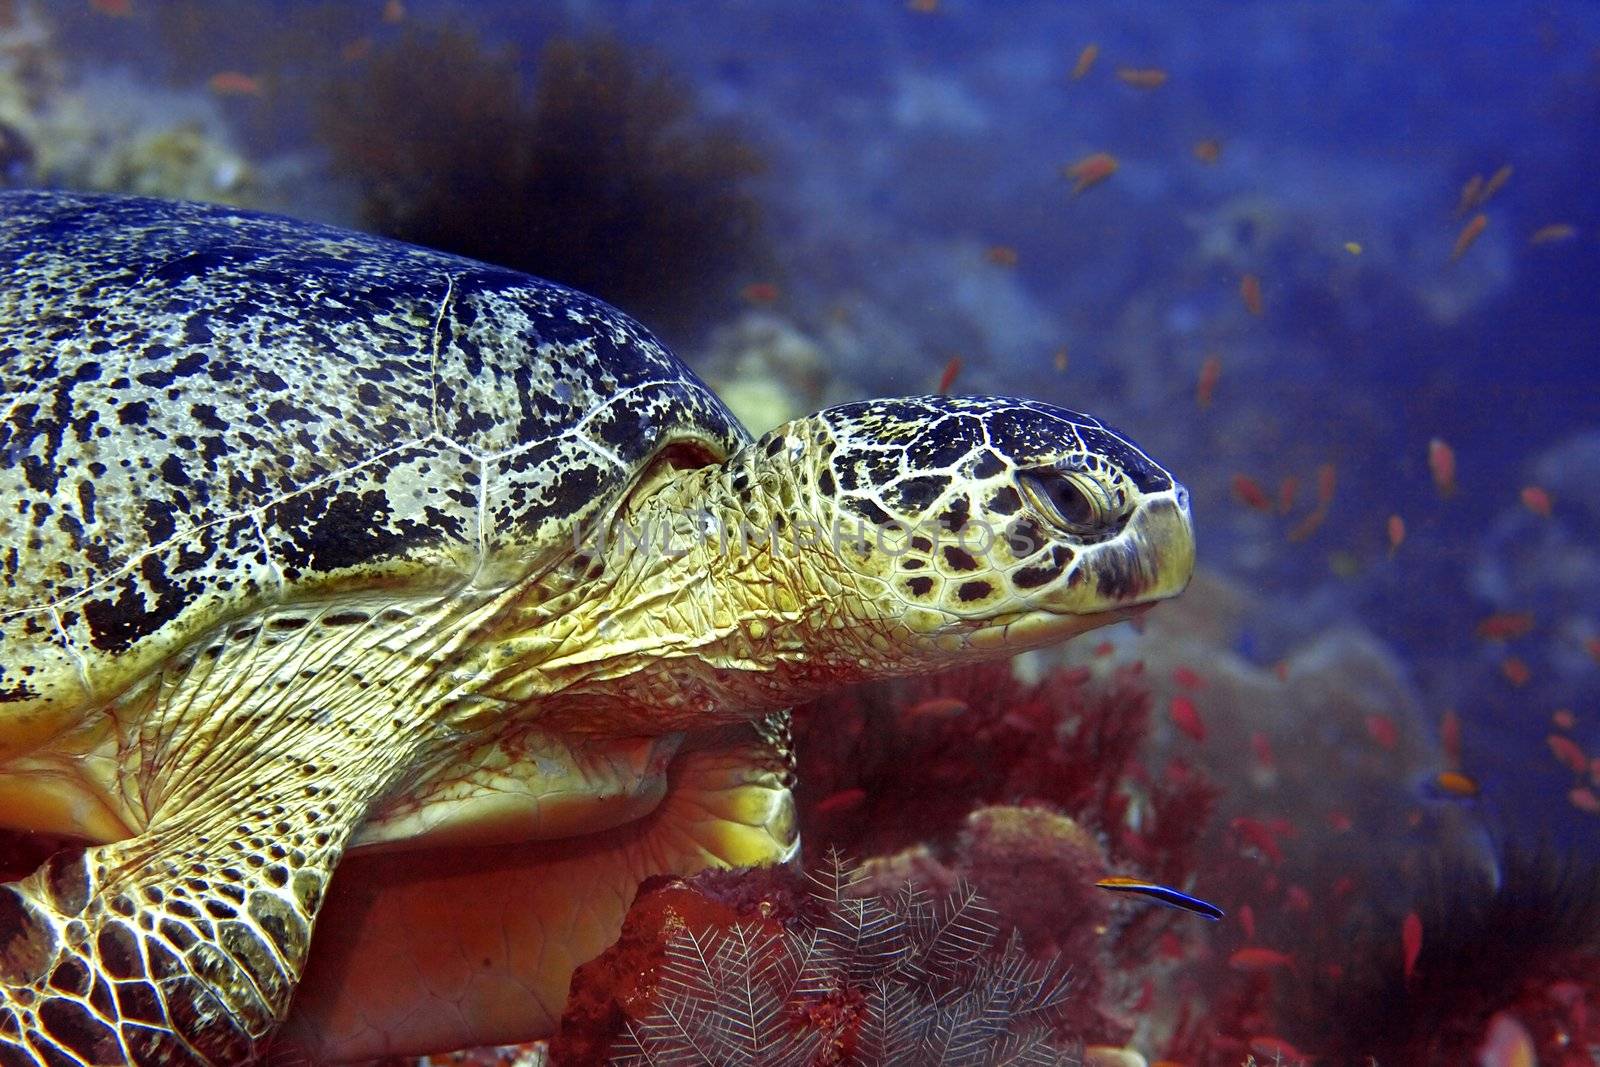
1276 475 1299 515
1230 473 1272 511
1063 152 1118 195
1552 708 1577 731
1475 612 1533 641
1195 354 1221 408
1529 223 1577 245
1440 709 1462 765
1548 734 1588 775
1193 138 1222 164
1520 485 1553 517
814 788 867 817
1452 213 1488 261
1501 657 1531 686
984 245 1018 267
340 37 375 63
1228 947 1295 972
1588 637 1600 664
1172 665 1206 690
1481 162 1513 204
1570 787 1600 815
1095 877 1223 920
936 355 962 394
1169 695 1206 742
89 0 133 15
382 0 407 21
1116 67 1169 89
1386 514 1406 556
899 697 967 726
1053 346 1069 372
1455 173 1485 216
1286 463 1336 542
1433 770 1480 798
1239 272 1264 316
1365 713 1400 750
1428 438 1457 497
1402 911 1423 980
1230 817 1288 865
208 71 263 97
1250 731 1276 771
1070 43 1099 80
739 281 780 304
1316 463 1337 507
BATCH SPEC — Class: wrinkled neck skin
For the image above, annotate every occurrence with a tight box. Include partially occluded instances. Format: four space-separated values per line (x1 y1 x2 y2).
483 443 908 735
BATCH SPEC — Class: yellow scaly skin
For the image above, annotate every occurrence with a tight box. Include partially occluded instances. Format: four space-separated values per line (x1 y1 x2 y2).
487 397 1193 734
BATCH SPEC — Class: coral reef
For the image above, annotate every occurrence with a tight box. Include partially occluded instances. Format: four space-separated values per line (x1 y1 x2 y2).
316 27 770 341
790 659 1217 890
1164 837 1600 1066
787 654 1222 1054
0 3 265 203
690 312 856 434
74 113 259 203
855 806 1125 1045
428 650 1215 1065
1105 574 1434 864
552 852 1079 1066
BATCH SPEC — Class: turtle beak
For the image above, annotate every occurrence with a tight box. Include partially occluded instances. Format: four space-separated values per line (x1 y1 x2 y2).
962 485 1194 654
1083 486 1195 606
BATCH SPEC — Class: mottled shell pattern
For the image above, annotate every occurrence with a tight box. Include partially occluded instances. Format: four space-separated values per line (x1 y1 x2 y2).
0 191 744 760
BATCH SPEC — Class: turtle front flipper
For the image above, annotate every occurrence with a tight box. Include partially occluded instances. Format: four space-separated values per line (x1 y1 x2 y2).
0 600 468 1066
275 716 797 1063
0 732 400 1067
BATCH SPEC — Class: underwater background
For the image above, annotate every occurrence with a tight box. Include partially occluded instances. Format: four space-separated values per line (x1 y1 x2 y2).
4 1 1599 1063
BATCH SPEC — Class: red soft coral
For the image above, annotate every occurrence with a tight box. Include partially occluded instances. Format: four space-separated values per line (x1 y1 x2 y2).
550 852 1078 1066
791 660 1213 869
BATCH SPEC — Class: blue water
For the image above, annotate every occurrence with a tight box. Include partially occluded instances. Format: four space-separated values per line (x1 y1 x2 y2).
20 5 1600 1057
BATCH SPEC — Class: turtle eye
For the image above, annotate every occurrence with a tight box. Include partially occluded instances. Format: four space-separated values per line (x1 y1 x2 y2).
1019 468 1116 536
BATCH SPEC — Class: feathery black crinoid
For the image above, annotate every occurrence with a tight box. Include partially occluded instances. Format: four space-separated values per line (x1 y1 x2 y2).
610 850 1079 1067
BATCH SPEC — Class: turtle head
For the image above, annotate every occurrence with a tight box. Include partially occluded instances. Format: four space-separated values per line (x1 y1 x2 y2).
573 394 1193 723
743 395 1195 670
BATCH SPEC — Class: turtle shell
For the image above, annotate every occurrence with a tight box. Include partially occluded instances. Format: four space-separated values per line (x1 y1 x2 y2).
0 191 745 763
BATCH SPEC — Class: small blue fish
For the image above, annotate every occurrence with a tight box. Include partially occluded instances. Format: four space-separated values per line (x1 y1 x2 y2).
1095 877 1224 920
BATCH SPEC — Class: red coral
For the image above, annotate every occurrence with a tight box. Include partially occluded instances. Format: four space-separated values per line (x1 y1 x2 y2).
789 660 1225 1050
791 660 1213 869
1163 805 1600 1066
858 805 1131 1046
551 864 803 1065
550 853 1078 1066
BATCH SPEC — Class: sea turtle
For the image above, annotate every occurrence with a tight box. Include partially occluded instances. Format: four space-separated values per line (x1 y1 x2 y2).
0 190 1194 1065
